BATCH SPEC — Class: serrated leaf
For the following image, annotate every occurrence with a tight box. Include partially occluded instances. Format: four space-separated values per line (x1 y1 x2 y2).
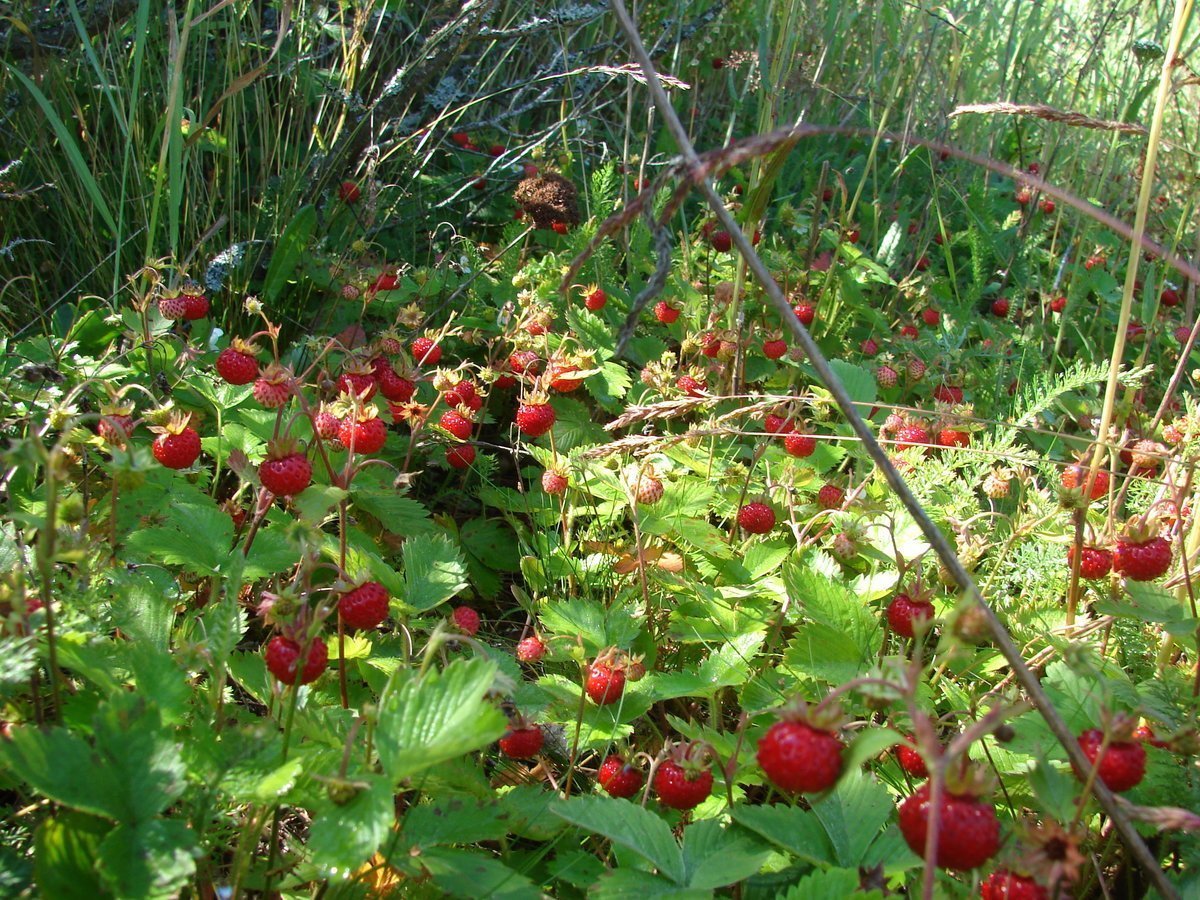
552 795 685 884
826 359 876 406
1026 756 1076 822
34 813 112 900
309 774 394 875
780 867 883 900
96 820 196 900
400 797 509 849
375 658 507 782
810 769 894 867
352 485 434 536
400 533 469 612
681 819 772 889
731 804 834 867
419 846 542 899
842 727 903 774
539 598 640 655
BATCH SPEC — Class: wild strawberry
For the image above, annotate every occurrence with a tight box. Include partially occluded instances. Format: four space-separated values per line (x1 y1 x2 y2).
1076 728 1146 792
376 365 415 403
516 635 547 663
338 581 389 631
763 338 787 359
1161 287 1180 308
253 364 294 409
1060 463 1109 501
1049 295 1067 314
783 432 816 457
411 336 442 366
829 530 859 561
598 755 644 799
937 428 970 448
933 384 963 404
793 303 816 327
446 445 476 469
860 337 880 356
158 293 188 320
1014 188 1032 206
1127 439 1164 476
922 308 940 327
182 292 210 320
895 422 931 450
542 469 568 495
550 221 569 235
906 357 927 381
547 359 585 393
899 324 919 339
498 724 543 759
876 364 898 388
896 739 929 778
845 228 860 243
508 350 540 377
313 404 341 440
451 131 472 148
265 634 328 685
991 298 1010 318
515 395 556 438
1069 545 1112 580
981 870 1048 900
764 413 793 435
677 374 707 397
898 782 1000 870
654 759 712 810
450 605 480 635
887 591 936 638
711 230 733 252
585 661 626 705
817 483 844 509
757 713 844 794
1085 254 1105 270
699 332 721 357
258 442 312 497
738 502 776 534
337 180 361 203
439 409 474 441
97 404 135 446
633 471 664 505
336 366 377 401
1133 723 1169 748
1039 198 1055 214
915 255 931 271
338 410 388 454
216 340 260 385
655 301 681 324
1127 321 1146 343
371 273 399 293
151 414 202 469
584 285 607 311
488 144 505 157
1113 534 1172 582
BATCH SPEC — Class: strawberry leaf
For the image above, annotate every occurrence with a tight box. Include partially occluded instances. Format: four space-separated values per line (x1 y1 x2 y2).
308 774 394 876
552 795 685 884
400 533 468 612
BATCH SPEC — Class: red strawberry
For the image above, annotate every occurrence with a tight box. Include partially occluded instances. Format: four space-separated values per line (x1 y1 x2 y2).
158 294 188 320
933 384 963 404
937 428 970 449
182 292 209 320
336 368 377 401
655 301 681 324
585 662 625 705
151 414 202 469
921 307 940 327
915 255 931 271
876 364 898 388
337 180 361 203
1049 295 1067 314
757 718 844 794
677 374 707 397
542 469 568 495
446 445 476 469
1060 463 1109 501
793 303 816 327
376 365 415 403
899 324 919 339
738 502 776 534
896 739 929 778
488 144 505 157
654 759 712 810
338 581 389 631
763 338 787 359
515 396 556 438
1161 287 1180 308
253 364 294 409
991 298 1010 318
516 635 547 663
887 592 936 638
439 409 474 440
860 337 880 356
764 413 793 435
548 360 585 393
265 635 328 685
584 286 607 311
216 341 260 385
451 605 479 635
411 337 442 366
1039 198 1055 214
898 782 1000 870
981 870 1048 900
1113 533 1172 581
817 483 844 509
1076 728 1146 792
550 221 569 235
1069 545 1112 580
783 432 816 458
598 755 644 798
508 350 540 377
895 423 931 450
498 724 543 759
258 446 312 497
338 412 388 455
1015 188 1032 206
710 230 733 252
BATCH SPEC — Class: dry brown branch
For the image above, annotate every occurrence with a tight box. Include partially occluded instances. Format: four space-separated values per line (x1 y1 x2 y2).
949 102 1148 135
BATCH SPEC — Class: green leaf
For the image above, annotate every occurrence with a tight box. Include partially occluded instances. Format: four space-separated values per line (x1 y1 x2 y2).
780 867 883 900
34 813 113 900
552 795 685 884
399 797 509 849
400 533 469 612
681 819 772 889
826 359 876 406
650 633 764 701
731 804 835 868
352 484 434 536
810 770 894 868
263 205 317 302
459 518 521 600
842 727 903 775
96 820 196 900
294 485 347 525
418 847 542 899
539 598 640 655
1026 756 1077 822
309 774 395 875
375 658 507 782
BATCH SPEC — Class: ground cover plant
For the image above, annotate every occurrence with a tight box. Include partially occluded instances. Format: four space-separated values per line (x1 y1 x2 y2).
1 0 1199 897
